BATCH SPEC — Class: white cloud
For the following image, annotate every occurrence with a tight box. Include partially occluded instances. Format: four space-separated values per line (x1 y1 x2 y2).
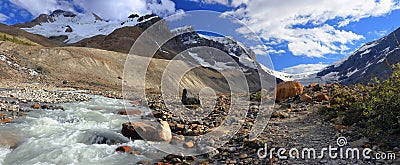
369 30 388 37
222 0 400 58
146 0 177 17
72 0 149 20
282 63 328 74
0 13 9 22
187 0 248 7
9 0 75 16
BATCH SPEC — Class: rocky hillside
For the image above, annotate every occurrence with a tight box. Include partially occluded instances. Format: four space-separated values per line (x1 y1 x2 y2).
0 40 244 94
316 27 400 85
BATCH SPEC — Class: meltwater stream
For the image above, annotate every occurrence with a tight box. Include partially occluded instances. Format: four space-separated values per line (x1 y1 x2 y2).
0 95 166 165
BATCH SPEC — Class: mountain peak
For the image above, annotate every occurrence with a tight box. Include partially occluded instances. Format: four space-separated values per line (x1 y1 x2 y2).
50 9 76 17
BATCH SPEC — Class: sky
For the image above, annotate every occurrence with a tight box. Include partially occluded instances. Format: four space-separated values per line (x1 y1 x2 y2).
1 0 400 74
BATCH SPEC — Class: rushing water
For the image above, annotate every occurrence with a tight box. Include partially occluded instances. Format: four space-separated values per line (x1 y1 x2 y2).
0 95 166 165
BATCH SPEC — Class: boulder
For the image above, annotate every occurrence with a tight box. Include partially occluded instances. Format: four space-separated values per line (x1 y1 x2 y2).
115 146 131 153
121 121 172 142
276 81 303 101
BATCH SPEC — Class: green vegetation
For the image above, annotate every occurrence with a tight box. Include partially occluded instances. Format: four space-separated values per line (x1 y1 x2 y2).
0 33 36 46
322 63 400 146
250 90 263 102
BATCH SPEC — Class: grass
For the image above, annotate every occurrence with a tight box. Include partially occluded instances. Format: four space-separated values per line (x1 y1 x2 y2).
0 33 37 46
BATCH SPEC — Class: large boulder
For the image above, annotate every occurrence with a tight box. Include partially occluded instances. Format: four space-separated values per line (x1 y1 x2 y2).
115 146 131 153
121 121 172 142
276 81 303 102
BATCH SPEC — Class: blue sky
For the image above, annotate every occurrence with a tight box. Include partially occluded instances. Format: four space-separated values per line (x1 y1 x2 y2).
1 0 400 74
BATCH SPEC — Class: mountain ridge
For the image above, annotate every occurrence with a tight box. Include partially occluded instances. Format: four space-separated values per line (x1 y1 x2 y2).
315 27 400 85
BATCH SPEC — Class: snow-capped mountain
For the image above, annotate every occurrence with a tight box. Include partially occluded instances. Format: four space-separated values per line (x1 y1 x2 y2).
16 10 157 44
170 26 283 88
316 27 400 85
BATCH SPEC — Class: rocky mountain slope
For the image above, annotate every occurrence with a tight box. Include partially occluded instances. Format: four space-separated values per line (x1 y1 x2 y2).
316 27 400 85
0 40 241 94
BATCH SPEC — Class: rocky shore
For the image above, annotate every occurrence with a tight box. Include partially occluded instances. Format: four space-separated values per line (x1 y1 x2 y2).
117 82 400 164
0 83 91 125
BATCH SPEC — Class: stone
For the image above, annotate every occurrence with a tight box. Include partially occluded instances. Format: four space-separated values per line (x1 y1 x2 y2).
300 94 312 102
1 117 13 124
117 109 141 115
115 145 131 152
183 141 194 148
239 153 248 159
276 81 303 102
32 103 40 109
121 121 172 142
316 93 330 101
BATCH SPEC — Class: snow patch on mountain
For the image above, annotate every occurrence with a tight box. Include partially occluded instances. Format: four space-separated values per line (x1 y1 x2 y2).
188 51 234 70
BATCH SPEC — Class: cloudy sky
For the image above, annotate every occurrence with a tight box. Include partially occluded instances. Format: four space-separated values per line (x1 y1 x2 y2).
1 0 400 74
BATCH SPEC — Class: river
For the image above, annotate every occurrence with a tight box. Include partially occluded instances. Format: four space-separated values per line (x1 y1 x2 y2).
0 95 166 165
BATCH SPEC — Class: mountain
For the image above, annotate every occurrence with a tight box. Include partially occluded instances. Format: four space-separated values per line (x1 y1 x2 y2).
12 10 282 91
316 27 400 85
14 10 157 45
